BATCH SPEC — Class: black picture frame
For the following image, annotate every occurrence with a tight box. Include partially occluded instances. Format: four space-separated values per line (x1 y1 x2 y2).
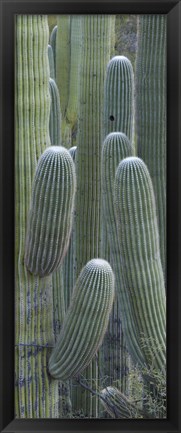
0 0 181 432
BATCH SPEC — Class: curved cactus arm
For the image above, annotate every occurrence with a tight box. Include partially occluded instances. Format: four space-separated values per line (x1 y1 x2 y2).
114 157 166 372
135 15 166 277
48 259 115 381
25 146 76 277
49 78 62 146
50 25 57 73
104 56 134 144
100 386 146 418
48 44 55 79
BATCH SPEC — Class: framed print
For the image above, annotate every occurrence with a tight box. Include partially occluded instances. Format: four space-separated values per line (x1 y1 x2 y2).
0 0 181 432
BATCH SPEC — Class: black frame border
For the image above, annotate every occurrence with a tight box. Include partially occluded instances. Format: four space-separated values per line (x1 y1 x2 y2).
0 0 181 432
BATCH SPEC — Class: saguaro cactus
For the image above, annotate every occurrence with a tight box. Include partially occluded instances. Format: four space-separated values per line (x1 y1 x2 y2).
136 15 166 276
49 78 62 145
104 55 134 142
49 259 115 380
74 15 115 416
15 15 70 418
25 146 76 277
114 157 166 372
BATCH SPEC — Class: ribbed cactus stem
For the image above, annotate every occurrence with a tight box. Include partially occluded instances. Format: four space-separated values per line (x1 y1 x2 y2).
101 132 134 386
66 16 83 128
104 56 134 142
15 15 69 418
100 387 144 418
50 25 57 74
114 157 166 372
49 78 62 145
48 44 55 79
136 15 166 277
25 146 76 277
49 259 115 381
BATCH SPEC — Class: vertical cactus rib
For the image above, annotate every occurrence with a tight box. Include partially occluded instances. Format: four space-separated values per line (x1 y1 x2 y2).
104 56 134 143
49 78 62 146
136 15 166 276
25 146 76 277
114 157 166 372
49 259 115 380
15 15 63 418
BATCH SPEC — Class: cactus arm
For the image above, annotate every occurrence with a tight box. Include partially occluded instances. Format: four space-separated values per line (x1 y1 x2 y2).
104 56 134 143
114 157 166 372
50 25 57 74
56 16 70 119
49 78 62 146
49 259 115 381
48 44 55 79
25 146 76 277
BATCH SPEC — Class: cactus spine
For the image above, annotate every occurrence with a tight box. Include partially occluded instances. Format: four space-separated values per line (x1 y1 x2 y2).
104 56 134 142
15 15 66 417
49 78 61 145
114 157 166 372
136 15 166 277
25 146 76 277
48 44 55 79
49 259 115 380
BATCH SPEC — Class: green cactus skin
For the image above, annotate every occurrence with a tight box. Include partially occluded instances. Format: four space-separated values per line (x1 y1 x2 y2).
136 15 166 277
100 387 145 418
74 16 115 416
48 44 55 79
50 25 57 75
49 78 62 146
48 259 115 381
66 16 82 129
25 146 76 277
101 132 133 391
15 15 71 418
114 157 166 372
104 56 134 142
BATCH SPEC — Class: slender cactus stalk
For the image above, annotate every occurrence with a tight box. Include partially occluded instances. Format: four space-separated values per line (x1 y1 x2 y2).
49 78 61 146
114 157 166 372
50 25 57 74
49 259 115 381
48 44 55 79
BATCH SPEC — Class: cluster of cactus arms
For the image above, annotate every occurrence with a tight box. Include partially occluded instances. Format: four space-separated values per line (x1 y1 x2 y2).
15 13 166 419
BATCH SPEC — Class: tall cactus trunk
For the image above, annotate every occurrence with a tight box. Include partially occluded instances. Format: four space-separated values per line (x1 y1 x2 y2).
135 15 167 278
15 15 71 418
74 15 115 418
